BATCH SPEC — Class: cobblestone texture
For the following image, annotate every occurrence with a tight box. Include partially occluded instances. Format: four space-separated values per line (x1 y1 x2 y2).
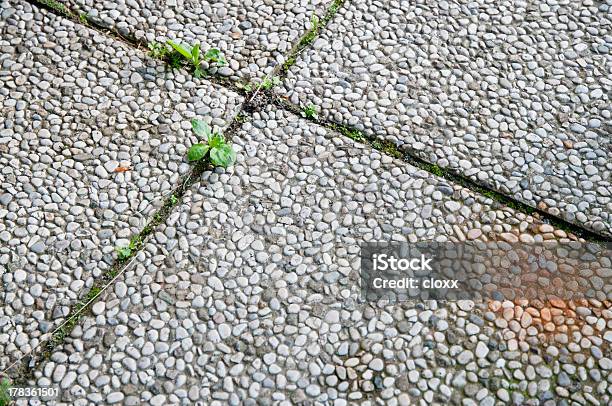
0 0 242 372
23 108 610 405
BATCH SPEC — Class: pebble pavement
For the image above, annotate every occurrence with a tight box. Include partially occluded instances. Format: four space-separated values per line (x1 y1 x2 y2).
56 0 332 81
0 0 610 405
279 0 612 237
23 108 611 405
0 0 242 373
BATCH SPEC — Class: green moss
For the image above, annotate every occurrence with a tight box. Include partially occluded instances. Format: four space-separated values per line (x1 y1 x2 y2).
424 163 444 177
235 113 249 123
282 56 297 71
0 378 10 406
36 0 71 16
376 140 403 159
345 129 365 142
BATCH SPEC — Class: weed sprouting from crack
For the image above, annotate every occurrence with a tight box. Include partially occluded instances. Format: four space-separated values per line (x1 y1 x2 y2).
281 14 319 73
242 76 281 92
162 40 227 78
301 14 320 47
186 119 237 167
148 41 169 59
301 103 319 120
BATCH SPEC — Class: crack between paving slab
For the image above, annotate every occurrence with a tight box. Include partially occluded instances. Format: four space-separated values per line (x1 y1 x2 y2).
274 96 611 244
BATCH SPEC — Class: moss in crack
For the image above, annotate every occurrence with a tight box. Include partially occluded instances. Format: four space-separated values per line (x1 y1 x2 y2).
281 14 320 73
329 123 365 143
422 162 445 177
34 156 220 373
34 0 72 16
39 178 201 362
282 56 296 72
478 189 536 215
326 0 345 16
372 139 403 160
342 128 365 143
274 95 607 241
0 378 10 406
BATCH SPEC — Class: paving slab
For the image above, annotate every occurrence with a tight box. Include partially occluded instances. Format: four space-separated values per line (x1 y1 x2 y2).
0 0 243 372
57 0 332 80
24 107 610 405
280 0 612 237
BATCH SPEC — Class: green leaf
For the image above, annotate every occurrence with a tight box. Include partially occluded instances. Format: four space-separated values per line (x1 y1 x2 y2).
116 246 132 260
204 48 227 65
191 119 211 138
210 144 236 168
208 133 224 148
204 48 221 61
167 40 193 60
187 143 210 161
191 41 200 61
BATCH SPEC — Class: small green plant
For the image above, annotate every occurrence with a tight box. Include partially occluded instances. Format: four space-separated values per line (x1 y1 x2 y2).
166 40 226 78
202 48 226 65
148 41 169 59
167 51 183 70
301 104 318 120
116 236 141 260
235 112 249 123
261 76 281 90
116 246 132 260
170 194 179 206
79 12 88 24
243 76 281 92
187 119 236 168
0 378 10 406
